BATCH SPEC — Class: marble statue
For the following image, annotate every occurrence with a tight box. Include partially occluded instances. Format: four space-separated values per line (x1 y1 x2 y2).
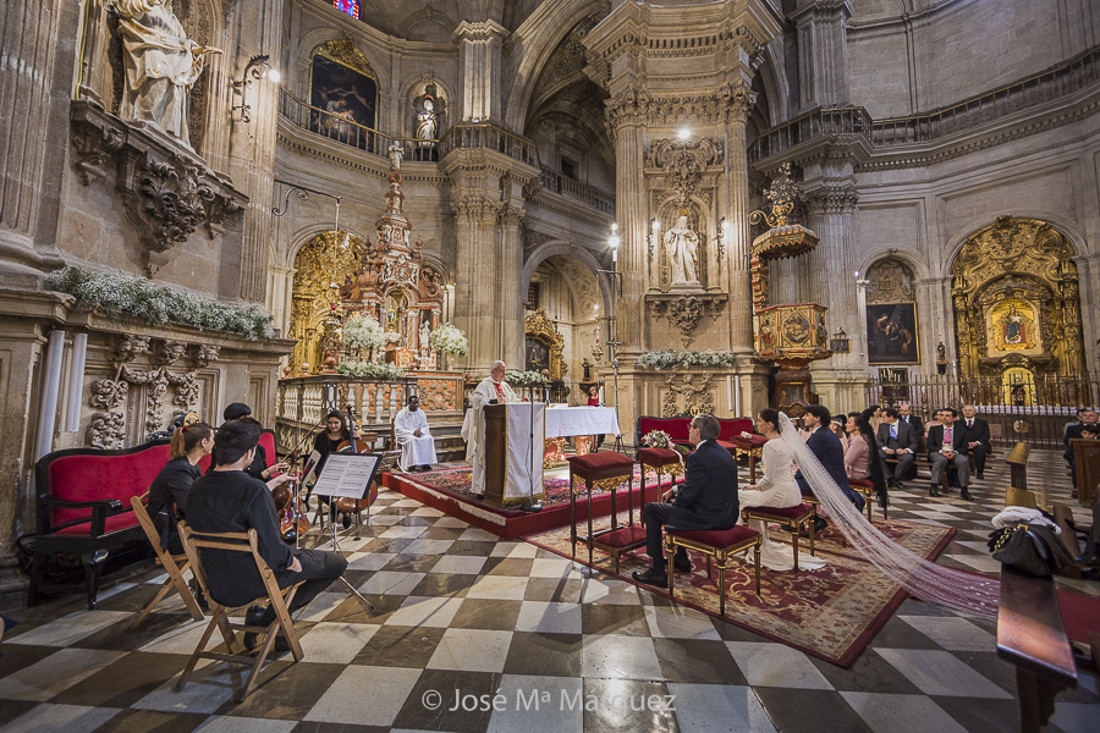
416 96 438 143
664 213 700 285
419 320 431 362
117 0 220 146
388 142 404 171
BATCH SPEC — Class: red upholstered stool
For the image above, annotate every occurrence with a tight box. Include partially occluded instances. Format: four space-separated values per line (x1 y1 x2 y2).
567 452 638 566
637 447 685 521
741 503 816 571
717 434 768 482
665 526 762 615
848 479 882 522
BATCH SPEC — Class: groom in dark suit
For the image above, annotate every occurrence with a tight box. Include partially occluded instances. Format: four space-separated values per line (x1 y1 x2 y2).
633 413 739 587
927 407 972 500
797 405 864 518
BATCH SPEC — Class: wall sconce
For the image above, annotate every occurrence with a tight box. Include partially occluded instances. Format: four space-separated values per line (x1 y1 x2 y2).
232 54 280 123
830 326 851 353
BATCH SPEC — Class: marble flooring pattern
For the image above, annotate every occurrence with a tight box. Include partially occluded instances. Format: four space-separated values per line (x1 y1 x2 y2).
0 449 1097 732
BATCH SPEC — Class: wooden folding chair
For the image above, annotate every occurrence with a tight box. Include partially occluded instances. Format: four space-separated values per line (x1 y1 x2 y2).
129 494 204 630
174 523 306 702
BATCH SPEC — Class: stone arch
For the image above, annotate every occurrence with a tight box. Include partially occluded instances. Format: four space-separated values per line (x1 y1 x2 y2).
950 216 1086 383
521 241 613 317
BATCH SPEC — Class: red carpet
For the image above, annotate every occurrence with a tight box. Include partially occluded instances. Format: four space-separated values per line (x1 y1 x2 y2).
384 463 675 539
525 512 958 667
1057 588 1100 644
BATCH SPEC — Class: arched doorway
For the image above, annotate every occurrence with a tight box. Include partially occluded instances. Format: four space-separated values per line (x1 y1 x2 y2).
950 217 1085 398
288 231 363 375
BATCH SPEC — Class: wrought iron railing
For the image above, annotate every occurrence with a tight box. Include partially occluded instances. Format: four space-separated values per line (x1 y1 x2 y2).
436 122 541 168
537 168 616 215
749 46 1100 164
863 373 1099 449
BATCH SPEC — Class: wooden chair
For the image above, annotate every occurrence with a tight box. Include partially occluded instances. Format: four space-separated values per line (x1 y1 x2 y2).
665 526 762 616
637 447 685 517
741 503 816 571
174 523 306 702
128 494 204 630
567 452 638 566
848 478 884 522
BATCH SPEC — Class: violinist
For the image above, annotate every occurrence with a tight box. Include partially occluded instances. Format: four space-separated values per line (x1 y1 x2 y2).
148 421 214 553
187 419 347 650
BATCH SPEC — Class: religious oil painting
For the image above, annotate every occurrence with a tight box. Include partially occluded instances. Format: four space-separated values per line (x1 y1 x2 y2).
525 339 550 373
866 302 919 365
310 54 378 135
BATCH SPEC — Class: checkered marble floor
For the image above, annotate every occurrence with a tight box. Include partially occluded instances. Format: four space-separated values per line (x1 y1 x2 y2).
1 449 1097 732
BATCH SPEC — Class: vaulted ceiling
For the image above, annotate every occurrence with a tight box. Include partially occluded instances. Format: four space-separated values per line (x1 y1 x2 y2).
345 0 547 41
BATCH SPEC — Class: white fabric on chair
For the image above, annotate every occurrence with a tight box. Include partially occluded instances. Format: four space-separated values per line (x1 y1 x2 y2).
394 407 437 471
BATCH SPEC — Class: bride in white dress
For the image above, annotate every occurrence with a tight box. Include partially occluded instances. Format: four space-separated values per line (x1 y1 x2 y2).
739 409 826 571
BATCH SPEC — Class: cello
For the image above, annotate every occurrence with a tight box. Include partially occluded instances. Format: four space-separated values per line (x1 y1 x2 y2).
272 448 310 543
334 405 380 538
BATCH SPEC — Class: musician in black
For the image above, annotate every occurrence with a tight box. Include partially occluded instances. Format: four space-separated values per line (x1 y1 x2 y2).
187 419 347 648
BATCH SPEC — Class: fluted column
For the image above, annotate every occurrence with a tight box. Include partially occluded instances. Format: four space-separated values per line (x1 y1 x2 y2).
607 113 648 355
725 82 757 354
791 0 853 111
451 195 500 369
497 203 525 366
453 21 507 124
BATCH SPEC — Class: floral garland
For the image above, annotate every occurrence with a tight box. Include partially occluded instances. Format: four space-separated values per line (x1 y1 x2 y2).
335 361 405 379
637 349 738 370
342 312 386 351
505 369 547 386
47 266 275 340
428 322 469 356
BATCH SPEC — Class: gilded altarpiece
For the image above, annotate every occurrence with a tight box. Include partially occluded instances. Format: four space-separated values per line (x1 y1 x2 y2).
289 232 364 375
951 217 1084 382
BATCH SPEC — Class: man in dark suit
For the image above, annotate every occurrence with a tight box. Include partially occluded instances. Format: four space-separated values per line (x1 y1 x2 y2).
877 407 918 488
898 402 924 437
633 413 738 587
797 405 864 514
1064 408 1099 492
927 407 971 500
961 405 991 480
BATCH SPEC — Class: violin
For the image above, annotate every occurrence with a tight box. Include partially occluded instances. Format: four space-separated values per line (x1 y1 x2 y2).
272 448 310 543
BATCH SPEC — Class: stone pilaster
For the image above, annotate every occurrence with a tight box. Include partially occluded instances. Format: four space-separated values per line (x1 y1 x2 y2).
497 200 526 366
724 79 759 355
453 21 507 124
790 0 853 110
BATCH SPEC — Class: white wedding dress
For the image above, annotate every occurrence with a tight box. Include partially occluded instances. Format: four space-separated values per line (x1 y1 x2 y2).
739 438 827 572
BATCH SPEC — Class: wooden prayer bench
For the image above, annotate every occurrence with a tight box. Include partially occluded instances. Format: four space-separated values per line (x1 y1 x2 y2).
637 415 766 480
31 431 275 609
996 565 1078 732
883 455 950 493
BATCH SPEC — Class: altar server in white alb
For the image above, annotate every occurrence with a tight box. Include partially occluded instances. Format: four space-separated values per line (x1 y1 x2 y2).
462 360 520 498
395 395 437 472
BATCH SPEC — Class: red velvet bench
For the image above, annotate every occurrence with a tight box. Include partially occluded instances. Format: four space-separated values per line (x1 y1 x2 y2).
637 415 762 480
567 452 639 567
665 525 763 615
637 447 685 514
741 503 816 571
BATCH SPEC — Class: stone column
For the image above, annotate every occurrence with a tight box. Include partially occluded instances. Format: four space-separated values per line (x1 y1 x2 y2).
604 106 648 356
724 80 759 355
791 0 853 111
453 21 507 123
0 0 70 281
497 203 525 366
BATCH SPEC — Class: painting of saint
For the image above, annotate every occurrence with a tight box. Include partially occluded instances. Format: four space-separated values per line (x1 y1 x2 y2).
866 303 919 365
526 339 549 373
310 55 377 142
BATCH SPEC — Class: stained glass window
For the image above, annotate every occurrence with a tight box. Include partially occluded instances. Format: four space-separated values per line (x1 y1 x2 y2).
333 0 359 19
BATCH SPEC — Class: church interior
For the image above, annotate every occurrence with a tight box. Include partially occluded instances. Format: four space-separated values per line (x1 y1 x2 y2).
0 0 1099 730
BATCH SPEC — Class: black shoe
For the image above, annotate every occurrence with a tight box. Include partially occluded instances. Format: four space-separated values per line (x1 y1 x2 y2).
800 516 829 538
929 483 939 497
1076 552 1100 567
341 513 351 530
673 555 691 573
242 605 269 650
960 487 973 501
632 567 668 587
976 472 984 480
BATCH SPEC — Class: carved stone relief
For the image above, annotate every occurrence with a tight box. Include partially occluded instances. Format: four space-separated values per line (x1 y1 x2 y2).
646 293 728 345
662 374 716 418
87 335 220 449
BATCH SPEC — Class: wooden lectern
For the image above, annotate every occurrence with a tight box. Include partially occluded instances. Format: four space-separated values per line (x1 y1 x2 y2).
482 403 545 506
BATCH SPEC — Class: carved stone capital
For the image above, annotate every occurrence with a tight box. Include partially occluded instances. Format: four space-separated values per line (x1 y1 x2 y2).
804 185 859 215
646 292 728 345
496 203 525 228
450 193 498 219
70 101 248 276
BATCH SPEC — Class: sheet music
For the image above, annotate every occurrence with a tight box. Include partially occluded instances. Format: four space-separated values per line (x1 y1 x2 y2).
311 453 380 499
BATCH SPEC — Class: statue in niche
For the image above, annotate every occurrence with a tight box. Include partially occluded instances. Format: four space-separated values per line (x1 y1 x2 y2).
117 0 221 146
416 96 438 142
1004 305 1023 344
664 212 700 286
388 143 404 171
419 319 431 362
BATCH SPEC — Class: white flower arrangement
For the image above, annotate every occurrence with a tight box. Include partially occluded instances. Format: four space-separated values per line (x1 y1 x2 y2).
428 322 469 356
342 312 387 351
637 349 738 370
505 369 547 386
47 265 275 340
642 429 672 449
335 361 405 379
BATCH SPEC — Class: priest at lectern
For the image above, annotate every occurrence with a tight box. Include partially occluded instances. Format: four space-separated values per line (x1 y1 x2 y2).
461 360 520 498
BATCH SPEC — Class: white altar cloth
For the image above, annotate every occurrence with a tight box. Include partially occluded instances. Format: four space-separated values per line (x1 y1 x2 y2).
544 406 620 438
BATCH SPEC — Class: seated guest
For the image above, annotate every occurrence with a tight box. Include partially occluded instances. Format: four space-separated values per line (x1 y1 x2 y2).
844 413 872 481
148 421 213 553
208 403 285 482
1064 408 1099 494
394 395 437 472
961 405 991 480
876 407 918 489
187 420 348 649
861 405 884 433
898 402 924 436
632 414 738 587
797 405 863 515
925 408 944 438
828 416 848 448
928 407 971 500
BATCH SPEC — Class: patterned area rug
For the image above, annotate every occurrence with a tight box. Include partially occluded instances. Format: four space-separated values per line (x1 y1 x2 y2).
525 513 957 667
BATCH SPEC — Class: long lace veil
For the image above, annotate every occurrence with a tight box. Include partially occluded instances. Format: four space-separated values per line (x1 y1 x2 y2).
778 413 999 618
